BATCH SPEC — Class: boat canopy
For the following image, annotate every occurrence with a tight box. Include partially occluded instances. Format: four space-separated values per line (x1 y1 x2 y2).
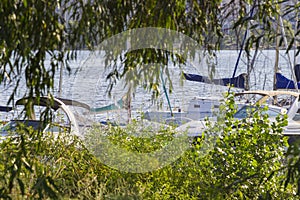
276 72 300 89
89 96 127 113
16 96 90 111
0 106 13 112
183 72 247 89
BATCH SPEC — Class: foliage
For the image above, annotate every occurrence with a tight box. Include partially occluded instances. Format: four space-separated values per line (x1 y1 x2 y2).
0 126 102 199
84 120 190 173
1 94 295 199
283 137 300 196
1 0 300 109
196 93 291 199
1 0 300 199
133 93 295 199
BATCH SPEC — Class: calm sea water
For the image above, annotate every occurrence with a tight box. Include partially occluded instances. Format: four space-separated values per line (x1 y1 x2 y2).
0 50 298 121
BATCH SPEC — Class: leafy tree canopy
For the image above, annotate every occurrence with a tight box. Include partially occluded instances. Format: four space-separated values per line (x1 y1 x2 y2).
0 0 298 108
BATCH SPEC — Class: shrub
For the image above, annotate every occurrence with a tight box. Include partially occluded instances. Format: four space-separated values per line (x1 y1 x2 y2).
0 93 296 199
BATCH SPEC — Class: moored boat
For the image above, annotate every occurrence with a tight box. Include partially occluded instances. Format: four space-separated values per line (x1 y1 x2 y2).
0 96 91 138
176 90 300 138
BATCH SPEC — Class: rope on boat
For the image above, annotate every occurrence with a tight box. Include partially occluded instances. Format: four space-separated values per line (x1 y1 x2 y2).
161 69 173 117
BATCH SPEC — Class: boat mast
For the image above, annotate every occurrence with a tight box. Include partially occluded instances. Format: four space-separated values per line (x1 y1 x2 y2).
161 69 173 117
126 90 132 123
293 0 299 67
279 14 299 91
229 3 255 92
273 15 280 91
58 61 63 98
58 2 66 98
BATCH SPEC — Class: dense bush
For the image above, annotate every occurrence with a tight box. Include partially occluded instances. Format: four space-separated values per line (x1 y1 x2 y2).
0 93 298 199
